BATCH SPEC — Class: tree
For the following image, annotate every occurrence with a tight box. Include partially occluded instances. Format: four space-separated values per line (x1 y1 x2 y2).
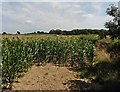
16 31 20 34
37 31 41 34
105 4 120 39
49 29 55 34
49 29 62 35
55 29 62 35
2 32 7 35
99 29 107 39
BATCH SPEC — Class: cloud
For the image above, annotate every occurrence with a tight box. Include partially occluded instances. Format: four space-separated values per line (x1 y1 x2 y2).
25 20 33 25
1 0 119 2
67 10 84 14
80 14 112 28
118 1 120 10
0 2 2 33
91 2 102 15
2 2 116 33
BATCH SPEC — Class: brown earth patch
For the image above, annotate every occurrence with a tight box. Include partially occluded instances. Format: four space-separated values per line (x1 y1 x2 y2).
12 63 79 90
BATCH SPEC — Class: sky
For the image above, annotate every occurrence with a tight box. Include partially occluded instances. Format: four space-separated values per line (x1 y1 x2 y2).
1 1 118 34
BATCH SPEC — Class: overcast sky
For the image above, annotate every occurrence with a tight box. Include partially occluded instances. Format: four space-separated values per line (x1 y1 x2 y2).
2 1 118 34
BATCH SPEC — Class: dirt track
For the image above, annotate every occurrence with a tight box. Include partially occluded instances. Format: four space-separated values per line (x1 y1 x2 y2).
12 63 79 90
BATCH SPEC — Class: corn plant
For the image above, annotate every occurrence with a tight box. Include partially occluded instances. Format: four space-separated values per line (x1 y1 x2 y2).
2 37 94 89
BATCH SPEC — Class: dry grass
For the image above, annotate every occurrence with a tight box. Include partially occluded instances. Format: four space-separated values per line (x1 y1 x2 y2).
94 42 111 63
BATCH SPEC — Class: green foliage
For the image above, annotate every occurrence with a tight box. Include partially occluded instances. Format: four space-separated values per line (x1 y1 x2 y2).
105 4 120 39
49 29 107 36
107 40 120 60
2 38 94 88
2 32 7 35
49 29 62 35
2 38 33 88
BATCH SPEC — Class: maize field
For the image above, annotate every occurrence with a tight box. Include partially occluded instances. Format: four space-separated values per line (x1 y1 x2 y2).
1 36 94 88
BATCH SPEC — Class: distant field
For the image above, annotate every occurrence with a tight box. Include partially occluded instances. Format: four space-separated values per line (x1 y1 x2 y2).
0 34 99 41
1 34 118 44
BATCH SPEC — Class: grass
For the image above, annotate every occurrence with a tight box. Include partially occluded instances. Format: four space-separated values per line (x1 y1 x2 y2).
1 34 99 41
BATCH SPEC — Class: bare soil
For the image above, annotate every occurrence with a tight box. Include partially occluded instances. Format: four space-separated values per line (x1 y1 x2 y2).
12 63 79 90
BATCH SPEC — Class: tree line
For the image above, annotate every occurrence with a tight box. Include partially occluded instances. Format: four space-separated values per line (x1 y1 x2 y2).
2 29 107 35
49 29 107 35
